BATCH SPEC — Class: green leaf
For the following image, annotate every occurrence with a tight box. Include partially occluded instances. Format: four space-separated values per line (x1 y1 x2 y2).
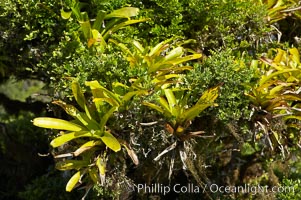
112 82 129 96
61 9 72 19
180 103 213 123
142 102 164 114
56 160 89 171
66 171 81 192
99 106 117 132
50 131 101 148
241 142 256 156
53 100 100 130
259 69 299 86
102 18 150 41
86 81 121 106
100 131 121 152
105 7 139 19
33 117 85 131
72 81 92 119
78 12 92 39
164 89 178 116
93 10 106 30
74 140 102 156
89 168 99 183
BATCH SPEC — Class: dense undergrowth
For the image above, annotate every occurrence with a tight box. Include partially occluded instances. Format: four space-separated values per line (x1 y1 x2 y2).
1 0 301 199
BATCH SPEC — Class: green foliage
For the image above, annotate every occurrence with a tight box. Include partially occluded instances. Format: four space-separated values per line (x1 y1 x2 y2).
127 0 270 52
3 0 301 199
277 178 301 200
143 86 219 140
0 0 69 81
33 80 132 192
261 0 301 23
245 47 301 155
61 0 148 53
186 49 255 121
110 38 201 89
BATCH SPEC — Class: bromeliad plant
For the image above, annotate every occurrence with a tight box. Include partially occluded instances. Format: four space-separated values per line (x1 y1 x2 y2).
61 0 149 52
32 34 206 193
140 85 220 179
260 0 301 24
246 48 301 154
143 86 220 141
109 38 202 90
33 80 144 193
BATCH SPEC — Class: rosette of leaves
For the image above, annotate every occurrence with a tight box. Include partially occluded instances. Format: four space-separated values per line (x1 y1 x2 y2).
245 48 301 153
109 38 202 90
61 0 149 52
142 85 220 164
143 86 220 141
33 80 144 193
261 0 301 23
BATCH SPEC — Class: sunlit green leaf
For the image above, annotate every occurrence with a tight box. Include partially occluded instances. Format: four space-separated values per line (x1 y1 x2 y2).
241 142 256 156
61 9 72 19
66 171 81 192
33 117 85 131
105 7 139 19
100 131 121 152
50 131 101 148
142 102 164 114
74 140 102 156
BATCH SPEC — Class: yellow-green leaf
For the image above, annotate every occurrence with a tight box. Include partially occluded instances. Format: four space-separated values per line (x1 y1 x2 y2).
73 140 102 156
100 131 121 152
33 117 84 131
85 80 121 106
89 168 99 183
66 171 81 192
120 140 139 165
180 103 214 124
164 89 178 116
103 19 150 41
105 7 139 19
163 47 184 62
72 81 92 119
52 100 100 130
50 131 100 148
56 160 89 171
96 156 106 185
142 102 164 114
197 85 220 105
61 9 72 19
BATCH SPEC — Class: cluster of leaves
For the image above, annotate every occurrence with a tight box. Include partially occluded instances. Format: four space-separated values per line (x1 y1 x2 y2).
33 35 220 195
237 47 301 167
0 0 70 82
123 0 270 53
2 0 301 199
